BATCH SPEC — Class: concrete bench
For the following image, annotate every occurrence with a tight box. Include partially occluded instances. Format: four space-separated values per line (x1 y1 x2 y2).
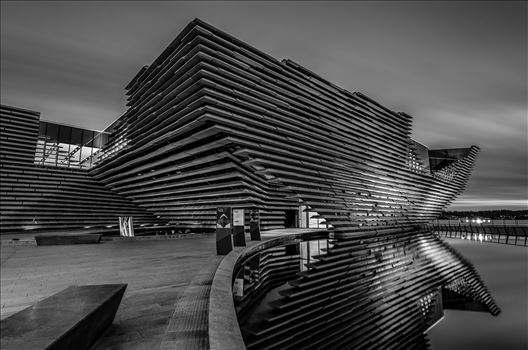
0 284 127 350
35 233 102 246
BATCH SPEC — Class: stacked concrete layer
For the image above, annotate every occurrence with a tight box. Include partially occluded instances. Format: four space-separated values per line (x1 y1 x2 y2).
91 19 478 231
241 227 499 350
0 105 161 234
0 105 39 164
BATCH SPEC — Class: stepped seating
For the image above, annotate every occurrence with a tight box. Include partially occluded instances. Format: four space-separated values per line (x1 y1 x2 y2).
0 163 162 233
1 104 164 235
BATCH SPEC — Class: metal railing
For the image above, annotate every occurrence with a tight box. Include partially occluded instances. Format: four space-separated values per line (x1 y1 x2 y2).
429 223 527 247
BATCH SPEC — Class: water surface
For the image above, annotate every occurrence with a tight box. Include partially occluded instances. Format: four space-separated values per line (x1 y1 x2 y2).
428 239 527 350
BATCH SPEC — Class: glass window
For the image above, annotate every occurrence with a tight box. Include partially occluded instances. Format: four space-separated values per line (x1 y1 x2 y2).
46 123 59 141
70 127 83 146
34 121 110 169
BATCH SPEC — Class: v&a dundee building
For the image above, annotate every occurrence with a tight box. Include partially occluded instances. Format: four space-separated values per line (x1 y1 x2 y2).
0 19 499 350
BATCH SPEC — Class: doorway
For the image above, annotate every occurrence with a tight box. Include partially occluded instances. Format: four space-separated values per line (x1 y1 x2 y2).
284 210 298 228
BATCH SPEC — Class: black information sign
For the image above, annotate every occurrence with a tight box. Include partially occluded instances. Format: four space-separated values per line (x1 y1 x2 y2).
216 207 232 255
249 208 261 241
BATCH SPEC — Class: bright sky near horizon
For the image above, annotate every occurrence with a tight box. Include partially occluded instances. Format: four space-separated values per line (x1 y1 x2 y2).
1 1 526 211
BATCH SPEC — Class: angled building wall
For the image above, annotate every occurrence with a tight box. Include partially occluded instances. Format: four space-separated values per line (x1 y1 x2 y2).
88 19 479 232
0 104 161 234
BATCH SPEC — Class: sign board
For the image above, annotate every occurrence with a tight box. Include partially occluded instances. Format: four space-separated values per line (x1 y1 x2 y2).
233 209 245 226
233 208 246 247
216 207 233 255
119 216 134 237
249 209 261 241
216 207 231 228
250 209 260 223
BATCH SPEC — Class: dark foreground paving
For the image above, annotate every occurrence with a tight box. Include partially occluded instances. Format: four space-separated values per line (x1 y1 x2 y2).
1 237 217 350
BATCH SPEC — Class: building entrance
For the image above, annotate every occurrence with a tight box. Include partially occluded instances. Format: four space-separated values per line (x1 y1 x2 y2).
284 210 298 228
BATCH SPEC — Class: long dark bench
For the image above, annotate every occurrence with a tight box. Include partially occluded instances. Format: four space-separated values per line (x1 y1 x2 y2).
35 233 103 246
0 284 127 350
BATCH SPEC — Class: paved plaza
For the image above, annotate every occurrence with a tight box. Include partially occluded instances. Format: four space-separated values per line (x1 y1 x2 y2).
1 237 219 349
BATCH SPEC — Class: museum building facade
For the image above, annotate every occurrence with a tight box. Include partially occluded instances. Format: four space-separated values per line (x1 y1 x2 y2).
0 18 500 350
1 19 479 235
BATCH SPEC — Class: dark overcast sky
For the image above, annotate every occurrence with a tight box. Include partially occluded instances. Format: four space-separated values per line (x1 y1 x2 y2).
1 1 526 211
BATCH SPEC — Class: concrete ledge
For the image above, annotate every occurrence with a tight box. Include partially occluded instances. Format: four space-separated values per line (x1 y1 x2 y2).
208 246 247 350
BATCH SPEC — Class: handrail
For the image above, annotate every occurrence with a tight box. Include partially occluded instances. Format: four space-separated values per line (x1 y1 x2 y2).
430 223 527 246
